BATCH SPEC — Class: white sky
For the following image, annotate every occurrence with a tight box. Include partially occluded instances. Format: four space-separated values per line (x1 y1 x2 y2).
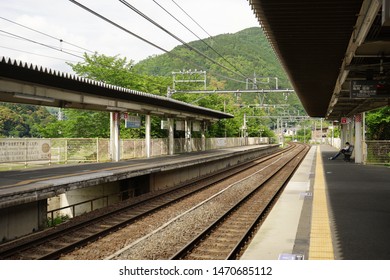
0 0 259 73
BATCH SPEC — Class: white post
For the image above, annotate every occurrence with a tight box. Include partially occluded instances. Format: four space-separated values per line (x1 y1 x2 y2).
168 117 174 155
331 122 334 147
362 112 367 164
341 123 348 145
201 121 206 151
110 112 114 160
185 120 192 152
110 112 120 162
354 114 363 163
145 114 151 158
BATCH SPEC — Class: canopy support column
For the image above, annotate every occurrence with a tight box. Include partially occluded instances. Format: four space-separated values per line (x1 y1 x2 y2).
185 120 192 152
354 114 363 163
145 114 151 158
168 117 174 155
201 121 206 151
110 112 120 162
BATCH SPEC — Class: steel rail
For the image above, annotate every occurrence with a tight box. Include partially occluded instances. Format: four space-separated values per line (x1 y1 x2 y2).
168 143 309 260
0 146 293 260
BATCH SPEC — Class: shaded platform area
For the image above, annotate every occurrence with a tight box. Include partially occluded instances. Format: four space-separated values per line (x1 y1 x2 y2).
241 145 390 260
321 145 390 260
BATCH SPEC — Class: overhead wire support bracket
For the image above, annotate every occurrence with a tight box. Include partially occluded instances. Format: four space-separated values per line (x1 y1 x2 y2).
169 89 295 95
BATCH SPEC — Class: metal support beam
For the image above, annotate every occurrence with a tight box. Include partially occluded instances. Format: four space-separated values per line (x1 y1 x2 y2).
169 89 294 95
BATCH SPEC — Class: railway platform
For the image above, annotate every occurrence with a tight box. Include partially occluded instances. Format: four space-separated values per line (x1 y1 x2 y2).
0 144 278 241
0 144 278 207
241 144 390 260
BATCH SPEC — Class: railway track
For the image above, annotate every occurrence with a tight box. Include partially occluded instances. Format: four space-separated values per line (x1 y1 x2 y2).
171 143 310 260
107 143 309 260
0 144 295 260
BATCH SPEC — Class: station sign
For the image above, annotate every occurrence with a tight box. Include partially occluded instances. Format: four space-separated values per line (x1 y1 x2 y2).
175 121 184 131
350 80 390 98
0 139 51 162
161 120 169 130
125 116 141 128
192 121 201 132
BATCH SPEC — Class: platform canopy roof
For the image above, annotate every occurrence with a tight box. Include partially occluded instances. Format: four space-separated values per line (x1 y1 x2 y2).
249 0 390 120
0 57 233 122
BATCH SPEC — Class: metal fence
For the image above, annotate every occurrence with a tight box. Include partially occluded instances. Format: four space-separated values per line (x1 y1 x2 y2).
0 137 269 170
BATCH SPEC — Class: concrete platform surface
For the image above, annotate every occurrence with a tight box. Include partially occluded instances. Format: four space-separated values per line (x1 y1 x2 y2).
241 145 390 260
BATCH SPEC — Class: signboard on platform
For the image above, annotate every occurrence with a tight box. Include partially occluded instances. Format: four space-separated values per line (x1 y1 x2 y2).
192 121 200 132
125 116 141 128
340 117 351 124
176 121 184 131
161 120 169 130
0 139 51 162
350 80 390 98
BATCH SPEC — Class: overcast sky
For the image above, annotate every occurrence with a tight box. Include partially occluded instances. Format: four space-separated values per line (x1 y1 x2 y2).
0 0 259 73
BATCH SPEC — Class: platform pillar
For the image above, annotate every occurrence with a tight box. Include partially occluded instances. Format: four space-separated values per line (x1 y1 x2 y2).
201 121 206 151
168 117 174 155
341 122 348 145
185 120 192 152
354 114 363 163
145 114 151 158
110 112 120 162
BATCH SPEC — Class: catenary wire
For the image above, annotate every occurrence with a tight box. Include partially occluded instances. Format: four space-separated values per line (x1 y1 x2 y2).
0 30 85 59
0 45 79 63
118 0 253 83
152 0 251 82
171 0 214 39
0 16 94 54
68 0 247 85
0 32 86 55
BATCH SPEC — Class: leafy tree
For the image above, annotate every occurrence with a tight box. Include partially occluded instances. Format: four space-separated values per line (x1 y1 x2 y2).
366 107 390 140
63 53 172 138
0 103 56 138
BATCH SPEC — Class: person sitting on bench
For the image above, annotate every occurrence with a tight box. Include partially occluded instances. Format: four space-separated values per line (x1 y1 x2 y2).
329 142 351 160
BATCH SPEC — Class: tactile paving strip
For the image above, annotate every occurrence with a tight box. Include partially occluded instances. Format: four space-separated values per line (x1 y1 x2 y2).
308 146 335 260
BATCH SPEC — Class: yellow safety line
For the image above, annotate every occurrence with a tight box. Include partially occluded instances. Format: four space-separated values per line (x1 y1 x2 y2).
309 146 335 260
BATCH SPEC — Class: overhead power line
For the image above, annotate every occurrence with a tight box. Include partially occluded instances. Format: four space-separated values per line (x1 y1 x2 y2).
68 0 172 55
170 0 214 39
118 0 253 83
0 30 85 59
0 45 78 63
0 16 94 54
152 0 250 82
68 0 248 85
